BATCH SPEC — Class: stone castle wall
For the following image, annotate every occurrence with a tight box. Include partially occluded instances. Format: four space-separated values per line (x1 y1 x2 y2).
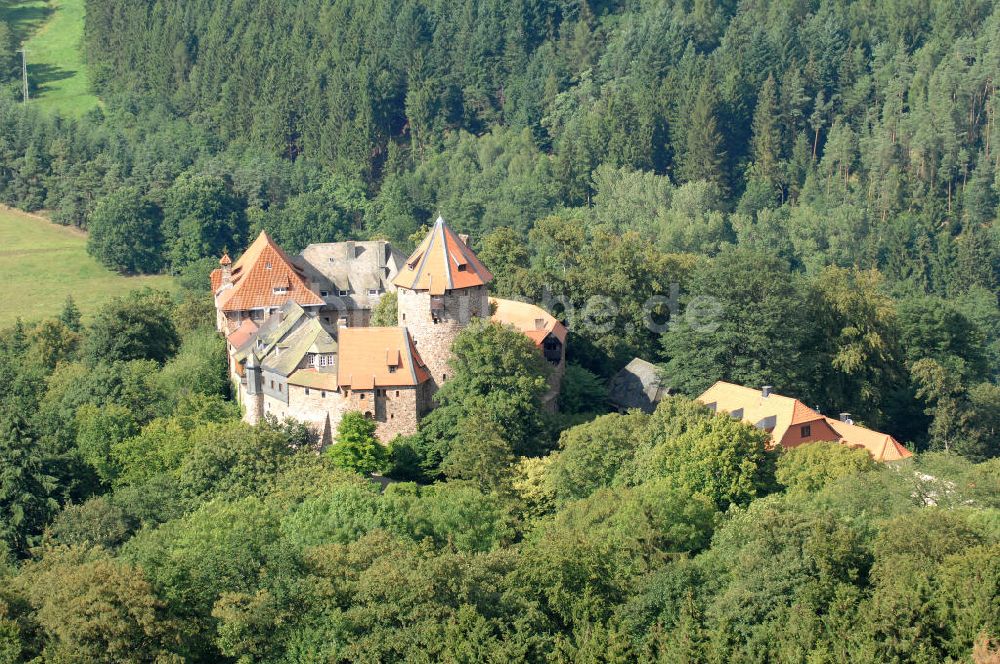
397 285 489 392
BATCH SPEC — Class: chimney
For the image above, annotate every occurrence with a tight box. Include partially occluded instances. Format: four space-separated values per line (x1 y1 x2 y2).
458 233 470 246
761 386 773 398
220 252 232 285
839 412 852 424
345 241 356 259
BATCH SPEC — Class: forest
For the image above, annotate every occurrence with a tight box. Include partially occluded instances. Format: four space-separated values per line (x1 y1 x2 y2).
0 0 998 661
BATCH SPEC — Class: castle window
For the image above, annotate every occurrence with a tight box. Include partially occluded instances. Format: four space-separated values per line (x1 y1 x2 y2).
338 289 350 296
278 384 282 393
368 289 379 296
270 380 274 389
359 393 366 400
364 411 373 420
305 388 310 395
390 413 394 419
321 391 326 398
402 313 406 321
265 262 272 270
320 290 329 297
388 366 397 373
800 425 812 438
442 373 447 382
319 355 328 367
396 391 400 397
457 263 467 272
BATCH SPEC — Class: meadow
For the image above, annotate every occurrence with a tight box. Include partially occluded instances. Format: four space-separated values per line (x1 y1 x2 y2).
0 206 173 326
1 0 99 116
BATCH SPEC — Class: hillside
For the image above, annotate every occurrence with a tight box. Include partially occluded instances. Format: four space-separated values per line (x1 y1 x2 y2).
0 206 171 326
0 0 98 115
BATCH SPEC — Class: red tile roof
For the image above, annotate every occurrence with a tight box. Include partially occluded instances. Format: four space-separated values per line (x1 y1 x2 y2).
337 327 430 389
226 319 258 349
490 297 567 346
392 216 493 295
823 417 913 462
215 231 324 312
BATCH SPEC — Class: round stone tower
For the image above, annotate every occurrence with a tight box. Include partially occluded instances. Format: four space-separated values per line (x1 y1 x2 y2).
393 216 493 392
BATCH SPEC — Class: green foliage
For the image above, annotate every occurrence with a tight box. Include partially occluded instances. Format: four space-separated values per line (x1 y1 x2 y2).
327 412 387 476
85 187 164 274
415 319 551 476
157 327 228 402
74 403 138 483
45 496 137 550
16 547 182 662
0 413 56 556
546 411 648 504
776 442 877 494
663 247 814 398
121 497 280 658
558 363 608 415
82 289 180 366
163 173 247 271
369 291 397 327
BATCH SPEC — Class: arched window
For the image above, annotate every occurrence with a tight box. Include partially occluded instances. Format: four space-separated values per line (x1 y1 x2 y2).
364 411 373 420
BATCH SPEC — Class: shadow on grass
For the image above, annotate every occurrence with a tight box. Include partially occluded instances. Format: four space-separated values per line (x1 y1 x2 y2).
27 61 74 96
0 2 54 45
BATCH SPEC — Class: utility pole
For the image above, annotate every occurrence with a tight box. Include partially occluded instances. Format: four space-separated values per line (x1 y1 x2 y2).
18 47 28 103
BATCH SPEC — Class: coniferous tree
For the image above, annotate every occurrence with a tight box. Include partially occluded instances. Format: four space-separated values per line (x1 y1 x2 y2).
751 73 782 183
676 80 725 187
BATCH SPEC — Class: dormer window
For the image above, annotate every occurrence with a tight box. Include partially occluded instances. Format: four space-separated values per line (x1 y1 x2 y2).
388 365 397 373
338 289 350 297
320 290 329 297
457 263 467 272
273 286 288 295
368 289 380 296
265 262 272 270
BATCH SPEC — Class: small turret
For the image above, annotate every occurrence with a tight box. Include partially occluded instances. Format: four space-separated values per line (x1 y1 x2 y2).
245 351 261 395
220 252 233 285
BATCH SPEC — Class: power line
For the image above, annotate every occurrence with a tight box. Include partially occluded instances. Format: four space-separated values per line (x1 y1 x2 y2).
18 47 28 103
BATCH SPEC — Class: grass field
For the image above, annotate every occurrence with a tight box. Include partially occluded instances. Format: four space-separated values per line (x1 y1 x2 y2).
1 0 99 116
0 207 173 327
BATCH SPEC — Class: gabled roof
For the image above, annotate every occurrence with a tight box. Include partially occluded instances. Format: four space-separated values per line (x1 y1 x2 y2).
298 241 405 294
226 319 258 349
823 417 913 462
490 297 568 346
215 231 325 312
262 317 337 377
698 381 820 439
234 301 307 363
608 358 669 413
392 217 493 295
696 381 912 462
337 327 430 389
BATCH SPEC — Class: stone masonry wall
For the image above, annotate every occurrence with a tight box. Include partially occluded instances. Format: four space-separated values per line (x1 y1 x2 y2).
397 286 489 392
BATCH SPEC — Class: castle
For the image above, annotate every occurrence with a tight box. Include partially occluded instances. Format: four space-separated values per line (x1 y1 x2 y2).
211 217 567 443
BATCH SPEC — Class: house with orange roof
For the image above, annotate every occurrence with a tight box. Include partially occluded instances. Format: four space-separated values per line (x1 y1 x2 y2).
696 381 912 462
216 216 569 442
